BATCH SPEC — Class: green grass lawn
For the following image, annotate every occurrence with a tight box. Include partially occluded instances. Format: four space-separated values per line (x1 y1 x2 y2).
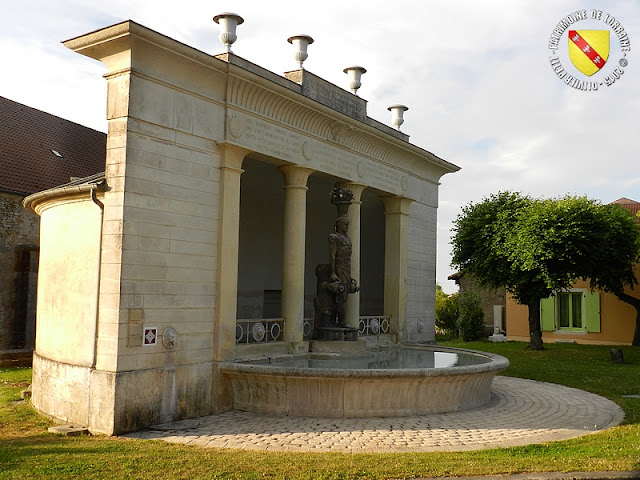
1 342 639 479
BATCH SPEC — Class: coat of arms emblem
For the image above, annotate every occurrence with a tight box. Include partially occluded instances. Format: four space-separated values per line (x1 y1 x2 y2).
568 30 610 76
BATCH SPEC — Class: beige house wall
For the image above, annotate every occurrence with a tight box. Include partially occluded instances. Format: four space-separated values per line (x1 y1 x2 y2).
28 193 102 426
26 21 458 434
506 266 640 345
36 199 102 365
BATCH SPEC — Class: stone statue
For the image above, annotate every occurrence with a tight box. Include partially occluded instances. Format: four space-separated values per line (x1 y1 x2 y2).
312 187 359 340
328 216 359 325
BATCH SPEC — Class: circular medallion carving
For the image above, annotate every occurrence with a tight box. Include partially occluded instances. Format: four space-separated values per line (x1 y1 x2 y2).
162 327 178 348
252 322 266 342
302 141 314 161
228 116 245 138
370 318 380 335
401 175 409 192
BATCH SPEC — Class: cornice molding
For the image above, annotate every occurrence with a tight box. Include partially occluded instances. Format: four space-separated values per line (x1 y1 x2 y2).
225 73 457 181
24 185 106 216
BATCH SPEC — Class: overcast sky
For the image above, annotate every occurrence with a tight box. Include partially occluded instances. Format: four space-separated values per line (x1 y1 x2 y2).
2 0 638 293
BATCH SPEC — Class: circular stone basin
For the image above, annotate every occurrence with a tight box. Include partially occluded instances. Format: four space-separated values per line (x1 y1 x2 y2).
220 345 509 417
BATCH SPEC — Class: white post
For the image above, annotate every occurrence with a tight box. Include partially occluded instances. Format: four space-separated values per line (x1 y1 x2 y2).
488 305 506 342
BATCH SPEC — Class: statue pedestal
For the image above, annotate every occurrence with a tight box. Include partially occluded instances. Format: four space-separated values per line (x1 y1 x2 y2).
314 326 358 342
488 333 506 343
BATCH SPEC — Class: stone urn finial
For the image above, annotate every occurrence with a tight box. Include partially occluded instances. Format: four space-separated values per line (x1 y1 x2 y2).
288 35 314 68
213 12 244 53
388 104 409 130
343 66 366 95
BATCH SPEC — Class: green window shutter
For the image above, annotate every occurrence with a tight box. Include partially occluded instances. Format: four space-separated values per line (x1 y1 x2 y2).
585 292 601 333
540 296 555 331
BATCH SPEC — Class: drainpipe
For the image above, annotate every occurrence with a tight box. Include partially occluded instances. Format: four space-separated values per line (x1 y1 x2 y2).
89 185 104 369
88 184 105 428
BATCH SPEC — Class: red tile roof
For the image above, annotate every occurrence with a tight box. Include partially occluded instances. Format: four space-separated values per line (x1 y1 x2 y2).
0 96 105 195
611 197 640 223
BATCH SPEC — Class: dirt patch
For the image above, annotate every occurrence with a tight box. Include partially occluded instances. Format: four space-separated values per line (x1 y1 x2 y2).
2 380 30 388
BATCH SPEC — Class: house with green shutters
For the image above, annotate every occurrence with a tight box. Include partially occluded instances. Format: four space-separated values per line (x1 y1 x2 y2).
505 198 639 345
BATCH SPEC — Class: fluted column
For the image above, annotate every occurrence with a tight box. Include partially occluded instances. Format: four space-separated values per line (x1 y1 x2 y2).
214 142 250 361
339 182 367 330
381 196 413 343
279 165 315 351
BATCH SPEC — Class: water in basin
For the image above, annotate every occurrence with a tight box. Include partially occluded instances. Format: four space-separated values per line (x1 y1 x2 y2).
223 346 509 417
249 348 492 370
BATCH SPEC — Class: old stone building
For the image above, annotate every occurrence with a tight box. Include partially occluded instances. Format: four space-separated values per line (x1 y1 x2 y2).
0 96 105 356
448 272 506 335
26 19 458 434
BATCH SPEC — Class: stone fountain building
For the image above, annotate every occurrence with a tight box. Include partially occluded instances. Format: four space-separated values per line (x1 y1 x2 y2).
25 19 458 434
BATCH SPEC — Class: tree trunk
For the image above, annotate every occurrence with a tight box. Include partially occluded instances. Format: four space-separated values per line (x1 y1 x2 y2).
526 299 544 350
615 292 640 347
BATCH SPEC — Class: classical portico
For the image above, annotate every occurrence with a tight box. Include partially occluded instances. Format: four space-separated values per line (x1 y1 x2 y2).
25 20 459 434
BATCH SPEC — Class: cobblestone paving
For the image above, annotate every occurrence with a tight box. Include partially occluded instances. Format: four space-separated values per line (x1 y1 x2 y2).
124 377 625 452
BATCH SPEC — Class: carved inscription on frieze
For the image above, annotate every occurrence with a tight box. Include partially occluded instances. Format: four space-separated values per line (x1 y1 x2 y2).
313 145 355 181
243 117 300 161
366 162 402 194
240 115 403 194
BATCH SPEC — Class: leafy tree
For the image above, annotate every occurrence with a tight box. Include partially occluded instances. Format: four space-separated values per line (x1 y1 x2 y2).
457 290 484 341
435 283 458 335
514 196 640 346
576 202 640 346
451 192 640 349
451 192 551 350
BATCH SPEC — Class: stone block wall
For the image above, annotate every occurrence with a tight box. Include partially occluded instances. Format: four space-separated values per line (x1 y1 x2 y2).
406 200 438 343
105 72 224 373
84 67 226 432
457 275 506 333
0 191 39 350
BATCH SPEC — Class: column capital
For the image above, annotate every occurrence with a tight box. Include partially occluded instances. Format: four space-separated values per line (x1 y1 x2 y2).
381 195 413 215
216 141 252 170
278 164 315 188
337 182 367 203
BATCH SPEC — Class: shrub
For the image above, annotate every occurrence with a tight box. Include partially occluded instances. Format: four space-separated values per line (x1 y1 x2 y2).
435 285 459 336
457 290 485 341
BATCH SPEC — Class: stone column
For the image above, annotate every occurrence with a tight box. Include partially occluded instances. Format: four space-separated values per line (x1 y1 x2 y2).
214 142 251 361
381 196 413 343
339 182 367 331
279 165 314 352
